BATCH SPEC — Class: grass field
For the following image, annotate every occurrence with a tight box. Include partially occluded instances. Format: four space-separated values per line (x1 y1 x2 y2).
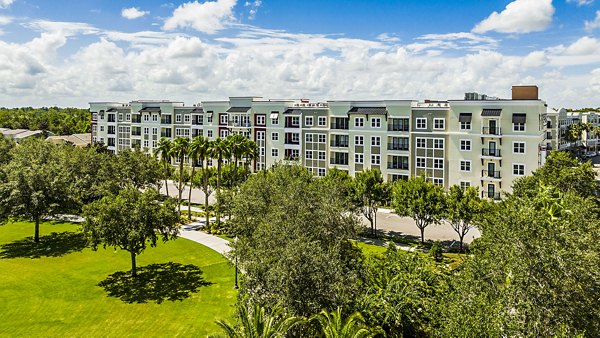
0 221 236 337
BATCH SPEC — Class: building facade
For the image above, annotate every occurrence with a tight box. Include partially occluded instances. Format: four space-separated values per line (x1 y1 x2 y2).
90 85 552 199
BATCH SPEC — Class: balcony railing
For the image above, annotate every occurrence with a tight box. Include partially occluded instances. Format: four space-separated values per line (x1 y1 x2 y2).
388 144 409 151
331 123 349 130
131 116 142 123
161 132 172 138
388 125 409 132
482 170 501 179
285 139 300 145
161 117 172 125
482 191 501 200
387 163 409 170
482 127 502 136
330 141 349 147
330 158 349 166
481 149 501 157
229 121 252 128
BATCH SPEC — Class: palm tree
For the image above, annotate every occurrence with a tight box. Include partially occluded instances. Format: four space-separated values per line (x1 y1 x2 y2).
170 137 190 213
154 137 172 197
593 126 600 154
228 134 248 187
215 304 304 338
243 138 259 174
310 308 384 338
209 137 231 228
187 136 210 219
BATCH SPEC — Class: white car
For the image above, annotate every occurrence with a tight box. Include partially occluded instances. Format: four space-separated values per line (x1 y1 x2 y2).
181 222 205 231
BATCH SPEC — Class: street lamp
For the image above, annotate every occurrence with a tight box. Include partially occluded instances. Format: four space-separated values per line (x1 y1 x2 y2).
234 236 239 289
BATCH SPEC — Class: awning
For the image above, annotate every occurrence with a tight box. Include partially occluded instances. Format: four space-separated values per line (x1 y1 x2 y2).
206 111 214 116
191 107 204 114
139 107 161 113
283 109 302 114
481 109 502 117
270 112 279 119
512 113 526 124
348 107 387 115
226 107 251 113
459 113 472 123
106 108 118 112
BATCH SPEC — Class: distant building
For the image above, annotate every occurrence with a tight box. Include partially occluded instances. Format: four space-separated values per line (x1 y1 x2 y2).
46 133 92 147
0 128 44 143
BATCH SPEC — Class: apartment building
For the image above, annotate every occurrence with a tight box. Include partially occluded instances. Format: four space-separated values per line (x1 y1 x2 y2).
90 85 551 199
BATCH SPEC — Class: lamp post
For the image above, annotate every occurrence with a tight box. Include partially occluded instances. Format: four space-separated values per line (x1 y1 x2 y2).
234 236 239 289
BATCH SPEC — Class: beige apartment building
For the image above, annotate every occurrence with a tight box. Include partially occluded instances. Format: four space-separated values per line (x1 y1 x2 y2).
90 85 551 199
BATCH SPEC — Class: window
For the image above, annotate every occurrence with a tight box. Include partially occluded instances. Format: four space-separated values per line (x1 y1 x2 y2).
416 157 426 168
220 115 228 125
434 139 444 149
271 116 279 125
460 139 472 151
100 126 104 132
371 118 381 128
318 168 326 177
152 141 157 148
207 114 213 123
318 151 326 160
432 178 444 186
371 136 381 146
143 140 149 148
220 129 229 138
305 134 313 142
184 115 190 123
305 116 313 126
434 158 444 169
318 134 326 143
257 115 266 125
460 181 471 189
460 160 471 172
416 138 426 148
513 142 525 154
305 151 313 159
355 117 364 127
152 127 158 135
292 133 300 143
257 131 265 140
292 116 300 126
144 114 149 122
355 153 364 164
416 118 427 129
460 121 471 130
355 135 364 145
433 118 445 130
92 125 97 132
272 149 279 157
143 127 149 135
513 163 525 176
118 139 123 145
513 123 525 132
207 130 213 138
126 114 131 121
118 114 123 122
371 155 380 165
152 114 158 122
318 116 327 126
271 132 279 141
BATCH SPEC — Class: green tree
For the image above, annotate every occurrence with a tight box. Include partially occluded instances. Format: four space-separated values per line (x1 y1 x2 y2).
210 137 232 228
0 134 15 165
107 146 163 192
187 135 210 219
154 137 173 197
310 308 384 338
230 164 364 316
444 185 485 252
82 186 179 277
351 169 389 235
170 137 190 213
192 166 217 228
215 304 304 338
392 175 445 244
228 134 252 187
0 139 69 242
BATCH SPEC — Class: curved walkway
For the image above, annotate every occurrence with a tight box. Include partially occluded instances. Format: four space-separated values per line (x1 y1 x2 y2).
179 230 232 256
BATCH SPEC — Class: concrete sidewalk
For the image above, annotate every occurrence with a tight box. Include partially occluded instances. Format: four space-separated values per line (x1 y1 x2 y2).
179 230 232 256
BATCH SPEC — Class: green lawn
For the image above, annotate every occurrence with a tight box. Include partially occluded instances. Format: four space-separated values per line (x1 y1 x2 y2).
0 221 236 337
356 241 388 256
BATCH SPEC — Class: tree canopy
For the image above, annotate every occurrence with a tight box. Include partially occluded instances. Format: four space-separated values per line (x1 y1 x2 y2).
0 107 90 135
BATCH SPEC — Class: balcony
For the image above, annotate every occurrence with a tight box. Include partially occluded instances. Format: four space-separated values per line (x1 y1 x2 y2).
229 121 252 128
481 149 501 157
161 131 172 138
192 116 203 125
482 127 502 136
161 117 172 125
131 115 142 123
330 141 349 148
387 163 409 170
482 191 502 200
285 138 300 145
388 144 409 151
330 158 349 166
482 170 501 179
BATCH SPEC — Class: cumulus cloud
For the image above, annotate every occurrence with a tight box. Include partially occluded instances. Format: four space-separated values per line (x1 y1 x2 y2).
245 0 261 20
473 0 554 34
163 0 237 34
0 0 14 9
585 11 600 31
567 0 594 5
121 7 149 20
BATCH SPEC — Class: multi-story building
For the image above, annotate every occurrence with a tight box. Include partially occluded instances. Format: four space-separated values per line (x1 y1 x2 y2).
90 85 552 199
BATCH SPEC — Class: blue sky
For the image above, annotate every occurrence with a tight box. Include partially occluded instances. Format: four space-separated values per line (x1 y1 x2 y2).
0 0 599 107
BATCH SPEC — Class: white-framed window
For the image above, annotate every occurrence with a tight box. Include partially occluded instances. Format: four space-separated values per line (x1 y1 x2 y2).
318 151 326 160
257 131 265 140
305 116 313 126
460 121 471 130
257 115 266 125
207 130 213 138
92 113 98 120
318 168 326 177
355 153 364 164
176 115 182 123
220 129 229 138
305 133 313 142
143 127 149 135
432 178 444 186
118 113 123 122
118 139 123 145
292 133 300 143
144 114 149 122
271 132 279 141
371 117 381 128
371 155 381 165
271 116 278 125
371 136 381 146
152 127 158 135
100 126 104 132
433 118 445 130
460 181 471 189
355 117 364 127
513 123 525 132
434 139 444 149
433 158 444 169
152 114 158 122
305 150 313 159
513 141 525 154
100 137 104 144
355 135 364 145
272 148 279 157
126 114 131 121
92 125 97 132
513 163 525 176
416 118 427 129
416 138 426 148
416 157 426 168
460 160 471 172
143 140 149 148
318 134 326 143
220 115 228 125
292 116 300 126
207 114 213 123
318 116 327 126
184 115 190 123
460 139 472 151
152 141 157 148
92 136 97 143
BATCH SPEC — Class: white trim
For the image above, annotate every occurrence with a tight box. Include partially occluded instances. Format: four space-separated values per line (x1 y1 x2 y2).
512 141 526 154
354 117 364 128
433 118 445 130
460 139 472 151
354 135 364 146
460 160 472 172
512 162 526 176
416 117 427 129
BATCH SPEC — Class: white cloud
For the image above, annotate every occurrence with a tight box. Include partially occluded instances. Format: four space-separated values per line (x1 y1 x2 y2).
163 0 237 34
563 36 600 55
0 15 12 25
567 0 594 6
473 0 554 34
121 7 149 20
408 32 498 53
245 0 261 20
376 33 400 43
585 11 600 31
0 0 14 9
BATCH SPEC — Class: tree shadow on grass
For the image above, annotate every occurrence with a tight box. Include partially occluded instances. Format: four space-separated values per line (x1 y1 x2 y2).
0 232 88 259
98 262 213 304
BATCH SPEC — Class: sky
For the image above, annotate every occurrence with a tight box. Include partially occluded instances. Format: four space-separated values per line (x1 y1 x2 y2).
0 0 600 108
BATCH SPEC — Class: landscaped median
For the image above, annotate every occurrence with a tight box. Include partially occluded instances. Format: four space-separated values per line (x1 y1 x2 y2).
0 221 237 337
